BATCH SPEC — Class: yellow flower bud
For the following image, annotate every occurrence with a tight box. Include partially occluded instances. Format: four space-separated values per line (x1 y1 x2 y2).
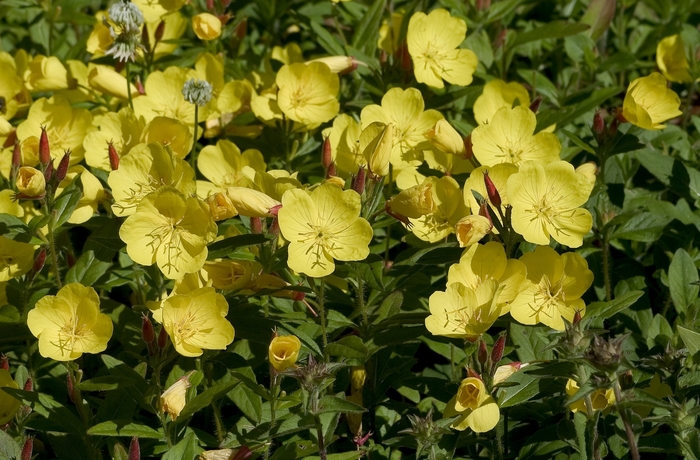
203 259 259 291
16 166 46 197
426 119 465 155
566 378 614 413
224 187 281 218
268 335 301 371
0 369 20 425
350 365 366 392
306 56 358 74
346 390 363 436
206 192 239 221
361 122 394 177
387 182 435 219
192 13 222 41
454 215 491 247
492 363 523 386
160 374 191 421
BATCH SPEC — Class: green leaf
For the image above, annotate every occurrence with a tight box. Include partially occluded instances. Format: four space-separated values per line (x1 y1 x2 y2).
309 21 345 56
585 290 644 320
510 323 553 362
318 395 366 414
177 379 238 421
536 86 621 132
162 431 201 460
351 0 386 53
561 129 595 154
678 326 700 355
206 233 271 259
0 213 42 244
65 250 111 286
611 212 672 242
498 369 540 408
53 179 83 228
0 430 21 460
87 421 164 439
394 243 461 266
512 21 589 47
228 384 263 423
77 375 136 392
669 249 699 315
3 388 85 436
82 218 125 261
325 336 368 360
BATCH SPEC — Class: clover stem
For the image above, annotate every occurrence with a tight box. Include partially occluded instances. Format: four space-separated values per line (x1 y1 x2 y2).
613 379 640 460
190 104 199 171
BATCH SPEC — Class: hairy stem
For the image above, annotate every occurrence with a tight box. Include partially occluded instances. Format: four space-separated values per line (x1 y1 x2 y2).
613 380 639 460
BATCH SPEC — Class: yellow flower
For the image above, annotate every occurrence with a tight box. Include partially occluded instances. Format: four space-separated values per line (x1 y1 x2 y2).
566 379 614 413
86 12 113 56
162 287 235 357
473 80 531 125
454 215 491 248
386 181 436 219
119 187 217 279
406 9 478 89
160 374 190 420
0 369 20 425
198 140 265 190
360 122 394 177
408 176 468 243
471 106 560 167
426 279 501 340
16 166 45 197
493 363 522 385
269 335 302 371
148 12 188 61
24 55 71 92
622 72 682 130
507 160 593 248
444 376 499 432
276 62 340 126
141 116 194 159
192 13 222 40
133 67 208 125
271 43 304 65
250 169 302 202
205 192 238 221
322 114 364 175
87 64 137 99
221 187 281 218
55 166 105 224
83 108 145 171
361 86 443 173
202 259 260 290
108 142 195 216
0 52 25 122
378 12 403 54
656 35 692 83
16 95 93 166
509 246 593 331
425 119 465 156
307 56 358 74
278 184 373 278
447 242 527 314
27 283 113 361
0 236 34 282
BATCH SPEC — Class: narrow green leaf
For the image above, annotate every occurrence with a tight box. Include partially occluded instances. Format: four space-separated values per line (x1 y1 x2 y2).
309 21 345 56
318 395 366 414
206 233 271 260
512 21 589 47
325 336 368 360
87 421 163 439
352 0 386 53
584 290 644 320
669 249 699 315
678 326 700 355
498 370 539 408
53 179 83 228
177 379 238 421
162 431 201 460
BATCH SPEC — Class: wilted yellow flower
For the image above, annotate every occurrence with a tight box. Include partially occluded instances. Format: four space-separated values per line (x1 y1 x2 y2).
27 283 113 361
206 192 238 221
386 181 436 219
406 9 478 88
322 114 364 175
24 55 71 92
276 62 339 126
566 379 614 413
198 140 265 189
471 106 560 167
55 166 105 224
278 184 373 277
378 12 403 54
361 122 394 177
160 374 190 420
509 246 593 331
83 108 145 171
269 335 302 371
473 80 531 125
622 72 682 130
192 13 222 40
307 56 358 74
162 287 235 356
202 259 260 290
454 215 491 248
426 279 501 340
444 376 499 432
87 64 137 99
493 363 522 386
425 119 465 155
120 187 217 279
16 166 45 197
507 160 593 248
109 142 195 216
0 369 20 425
447 242 527 314
0 236 34 282
656 35 692 83
409 176 469 243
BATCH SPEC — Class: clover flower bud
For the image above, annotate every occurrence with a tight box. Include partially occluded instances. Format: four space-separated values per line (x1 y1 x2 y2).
182 78 213 107
129 436 140 460
491 335 506 364
352 166 366 195
483 171 501 208
39 126 50 165
109 0 144 28
593 111 605 135
33 248 47 275
55 150 71 182
16 167 46 197
106 29 142 62
21 438 33 460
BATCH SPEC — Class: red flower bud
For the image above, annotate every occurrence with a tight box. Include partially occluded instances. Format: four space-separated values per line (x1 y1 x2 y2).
293 291 306 302
23 377 33 392
129 437 140 460
483 171 501 208
21 438 33 460
608 117 619 137
234 18 247 40
135 76 145 95
43 161 54 183
322 136 332 169
573 310 582 325
477 340 488 366
593 111 605 135
206 0 214 11
269 204 282 217
476 0 491 10
467 368 483 380
494 29 507 49
269 217 280 236
155 20 166 42
0 355 8 370
232 446 252 460
529 96 542 113
326 162 337 178
66 372 78 406
33 248 47 274
10 142 21 182
463 135 473 160
354 432 373 448
66 251 77 268
108 141 120 170
141 315 155 344
250 217 262 234
399 42 412 75
39 126 50 165
55 150 71 182
141 25 150 52
491 335 506 364
479 202 493 226
352 166 366 195
157 326 168 352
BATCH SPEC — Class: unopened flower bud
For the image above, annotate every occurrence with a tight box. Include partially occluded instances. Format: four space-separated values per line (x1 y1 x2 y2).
426 119 465 155
192 13 222 41
10 142 21 182
573 310 582 325
463 135 473 160
455 215 491 248
398 42 412 74
581 0 616 40
387 182 436 219
66 250 76 268
483 171 501 208
39 126 50 165
160 374 191 421
350 366 366 392
135 75 145 95
182 78 213 107
206 192 238 221
200 447 253 460
307 56 359 74
21 438 33 460
33 248 47 274
224 187 281 218
16 167 46 197
293 291 306 302
352 166 366 195
491 335 506 364
478 340 488 366
529 96 542 113
206 0 214 11
362 122 394 177
593 111 605 135
493 362 522 385
467 368 482 380
326 162 337 179
234 18 247 40
155 20 166 42
0 355 7 370
43 162 54 184
250 217 262 234
108 142 120 170
141 25 150 51
55 150 71 182
157 325 168 352
494 29 507 49
23 377 33 392
476 0 491 10
322 136 332 169
142 315 155 344
129 436 140 460
269 335 302 372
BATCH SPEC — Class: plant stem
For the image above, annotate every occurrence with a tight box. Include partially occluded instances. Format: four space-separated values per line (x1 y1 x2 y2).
584 396 601 460
682 80 697 129
356 275 367 328
126 61 134 111
47 210 62 288
264 373 279 460
602 228 612 302
314 414 327 460
190 104 199 171
318 278 327 352
613 379 640 460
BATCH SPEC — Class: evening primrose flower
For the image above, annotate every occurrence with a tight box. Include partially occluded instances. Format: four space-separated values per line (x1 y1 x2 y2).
471 106 560 167
409 176 469 243
473 80 531 125
0 369 20 425
197 140 265 190
622 73 682 130
447 242 527 314
426 279 501 340
425 119 465 156
378 12 403 54
27 283 113 361
192 13 222 41
202 259 260 290
276 62 340 126
83 107 145 171
119 187 217 279
162 287 235 357
133 67 206 125
16 166 45 197
108 142 195 216
278 184 373 278
509 246 593 331
321 114 364 176
160 374 190 420
386 181 436 220
87 64 137 99
24 55 71 92
507 160 593 248
361 122 394 177
566 379 614 413
454 215 492 247
443 376 499 432
269 335 302 371
141 116 194 159
656 35 692 83
406 9 478 88
0 236 35 282
464 163 519 224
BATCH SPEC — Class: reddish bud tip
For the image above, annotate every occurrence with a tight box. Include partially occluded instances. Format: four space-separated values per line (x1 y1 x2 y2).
234 18 247 40
269 204 282 217
66 372 78 405
494 29 507 49
483 171 501 208
231 446 253 460
293 291 306 302
593 111 605 135
354 432 373 448
475 0 491 10
23 377 33 392
66 251 77 269
463 135 473 160
141 315 155 344
129 437 140 460
206 0 214 11
43 161 54 183
55 150 71 182
529 96 543 113
21 438 33 460
573 310 582 325
250 217 263 234
157 326 168 352
0 355 8 370
477 340 488 366
135 76 145 95
352 166 366 195
11 142 21 180
33 248 47 274
467 368 483 380
39 126 51 165
399 42 412 74
326 162 337 179
478 202 493 227
269 217 280 236
155 20 166 42
141 25 150 51
108 141 120 170
322 136 332 169
491 335 506 364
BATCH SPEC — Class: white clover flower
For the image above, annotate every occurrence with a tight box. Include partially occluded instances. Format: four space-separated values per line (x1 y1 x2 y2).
109 0 144 28
182 79 213 107
105 30 141 62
